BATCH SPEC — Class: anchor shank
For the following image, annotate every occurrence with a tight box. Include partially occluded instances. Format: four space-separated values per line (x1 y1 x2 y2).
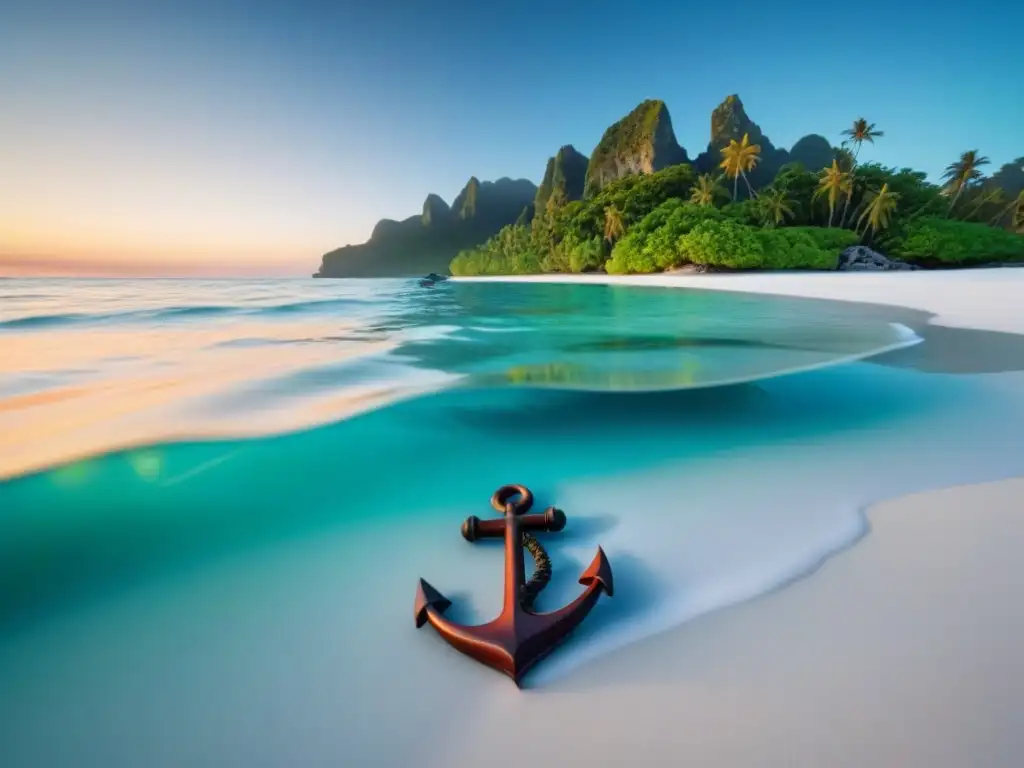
503 512 527 614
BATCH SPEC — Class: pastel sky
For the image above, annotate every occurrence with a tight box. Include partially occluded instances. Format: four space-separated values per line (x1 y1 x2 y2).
2 0 1021 276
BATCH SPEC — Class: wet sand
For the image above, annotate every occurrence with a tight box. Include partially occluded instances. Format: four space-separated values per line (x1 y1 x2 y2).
434 477 1024 768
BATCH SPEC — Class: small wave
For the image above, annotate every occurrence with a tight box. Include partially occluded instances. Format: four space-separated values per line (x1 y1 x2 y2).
0 306 237 329
0 312 95 330
262 297 370 314
0 298 370 330
211 337 299 349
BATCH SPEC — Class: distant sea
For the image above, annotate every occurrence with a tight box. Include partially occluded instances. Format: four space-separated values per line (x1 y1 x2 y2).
3 277 1024 765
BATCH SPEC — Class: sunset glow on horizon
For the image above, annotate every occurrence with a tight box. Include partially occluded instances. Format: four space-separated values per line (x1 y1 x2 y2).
0 254 313 278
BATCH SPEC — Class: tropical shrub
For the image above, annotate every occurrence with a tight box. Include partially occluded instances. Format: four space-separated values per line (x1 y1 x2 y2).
567 236 605 273
720 200 762 226
895 217 1024 265
677 219 765 269
674 221 844 271
756 228 842 270
606 201 723 274
796 227 859 252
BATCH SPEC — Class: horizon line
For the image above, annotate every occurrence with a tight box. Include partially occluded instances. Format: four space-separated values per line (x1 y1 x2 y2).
0 254 313 278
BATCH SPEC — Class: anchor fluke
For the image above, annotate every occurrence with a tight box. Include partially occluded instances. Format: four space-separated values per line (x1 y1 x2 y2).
578 546 614 597
414 578 451 628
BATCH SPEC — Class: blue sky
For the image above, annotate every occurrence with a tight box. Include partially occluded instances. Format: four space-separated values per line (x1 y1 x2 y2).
1 0 1021 274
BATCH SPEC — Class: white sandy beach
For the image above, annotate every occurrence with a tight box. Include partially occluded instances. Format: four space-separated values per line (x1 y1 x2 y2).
445 270 1024 767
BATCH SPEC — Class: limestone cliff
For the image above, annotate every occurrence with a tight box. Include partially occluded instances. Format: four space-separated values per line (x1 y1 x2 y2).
452 177 480 220
694 94 789 191
535 145 589 213
421 193 450 226
584 100 688 197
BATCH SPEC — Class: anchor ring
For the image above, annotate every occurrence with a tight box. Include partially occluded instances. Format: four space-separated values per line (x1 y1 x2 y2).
491 484 533 516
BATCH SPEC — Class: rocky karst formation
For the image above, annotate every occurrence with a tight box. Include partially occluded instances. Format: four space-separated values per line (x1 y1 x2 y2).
452 177 480 220
421 193 450 226
693 94 791 190
535 145 589 214
583 100 688 197
787 133 835 173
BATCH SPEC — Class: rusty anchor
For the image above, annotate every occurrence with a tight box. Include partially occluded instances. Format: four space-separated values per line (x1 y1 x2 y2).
414 484 613 686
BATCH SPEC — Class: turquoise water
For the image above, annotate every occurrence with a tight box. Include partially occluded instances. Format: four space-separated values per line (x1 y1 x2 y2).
1 277 917 388
3 278 1024 766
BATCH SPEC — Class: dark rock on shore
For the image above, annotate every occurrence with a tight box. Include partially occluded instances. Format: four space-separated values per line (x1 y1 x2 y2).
838 246 920 271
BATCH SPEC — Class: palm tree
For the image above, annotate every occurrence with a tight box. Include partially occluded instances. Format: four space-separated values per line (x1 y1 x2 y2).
814 160 853 227
691 174 725 206
719 133 761 201
1015 193 1024 232
942 150 991 215
759 188 796 227
603 205 625 244
838 119 883 228
857 183 899 240
841 119 884 164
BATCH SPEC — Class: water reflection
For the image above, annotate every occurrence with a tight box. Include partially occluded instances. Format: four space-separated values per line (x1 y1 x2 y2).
380 282 921 391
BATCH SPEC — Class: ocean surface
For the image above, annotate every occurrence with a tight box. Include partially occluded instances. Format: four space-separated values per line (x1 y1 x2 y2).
3 277 1024 766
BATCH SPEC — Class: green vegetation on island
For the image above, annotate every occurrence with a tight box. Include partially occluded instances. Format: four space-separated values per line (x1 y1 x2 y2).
449 97 1024 277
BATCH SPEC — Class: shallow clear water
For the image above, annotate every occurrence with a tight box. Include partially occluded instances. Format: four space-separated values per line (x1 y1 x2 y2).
1 278 919 478
3 278 1024 767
